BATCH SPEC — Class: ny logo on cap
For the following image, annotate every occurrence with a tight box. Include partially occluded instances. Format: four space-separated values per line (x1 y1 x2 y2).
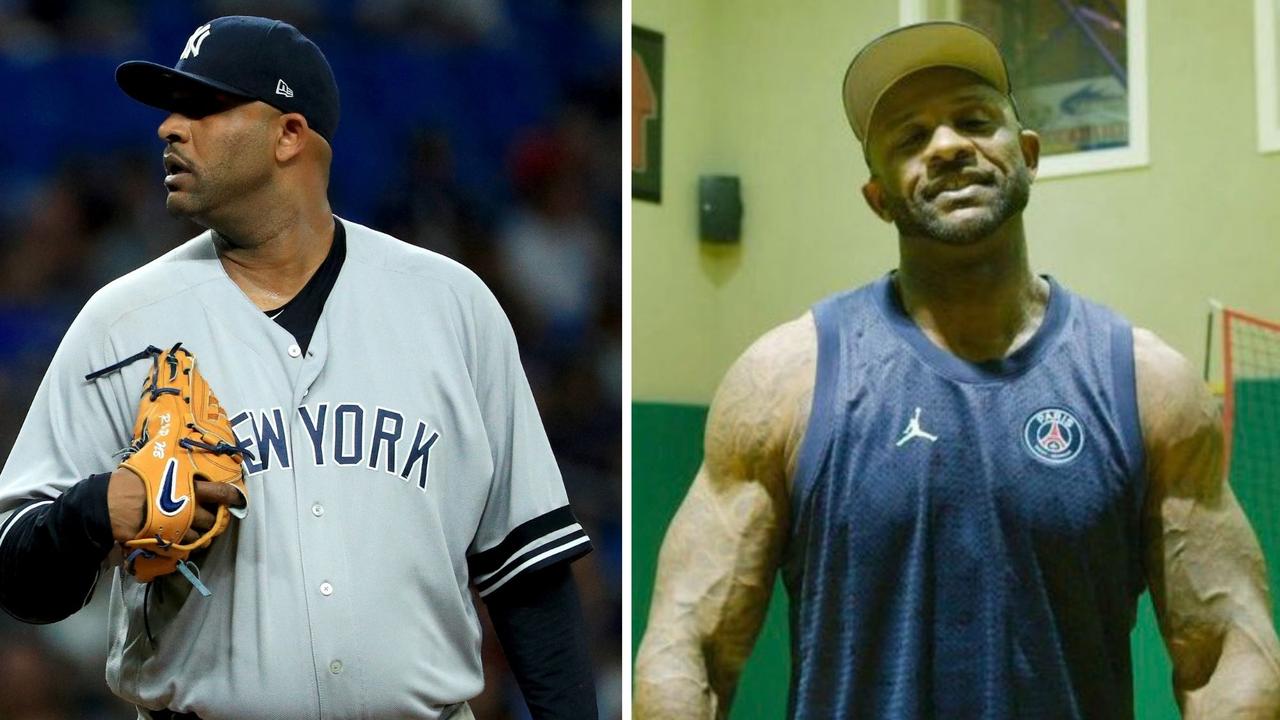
181 23 212 60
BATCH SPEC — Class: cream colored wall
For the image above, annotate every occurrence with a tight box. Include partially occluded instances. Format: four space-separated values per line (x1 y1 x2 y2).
633 0 1280 403
631 0 726 401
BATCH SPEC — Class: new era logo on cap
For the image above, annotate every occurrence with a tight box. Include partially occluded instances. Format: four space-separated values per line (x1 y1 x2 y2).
276 79 294 97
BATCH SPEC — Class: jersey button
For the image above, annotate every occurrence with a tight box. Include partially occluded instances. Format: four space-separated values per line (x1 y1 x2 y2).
287 344 302 358
311 503 324 517
329 660 343 675
319 581 334 596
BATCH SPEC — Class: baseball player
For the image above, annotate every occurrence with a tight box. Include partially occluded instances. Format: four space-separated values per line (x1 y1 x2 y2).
634 22 1280 719
0 16 597 720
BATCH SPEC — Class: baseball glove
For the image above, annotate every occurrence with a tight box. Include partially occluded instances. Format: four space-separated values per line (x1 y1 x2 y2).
86 343 250 593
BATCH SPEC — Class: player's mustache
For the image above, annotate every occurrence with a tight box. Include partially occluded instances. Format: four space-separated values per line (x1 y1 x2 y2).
163 151 194 175
922 168 994 200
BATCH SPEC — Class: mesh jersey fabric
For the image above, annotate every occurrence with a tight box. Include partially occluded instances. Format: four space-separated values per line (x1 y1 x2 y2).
783 273 1146 720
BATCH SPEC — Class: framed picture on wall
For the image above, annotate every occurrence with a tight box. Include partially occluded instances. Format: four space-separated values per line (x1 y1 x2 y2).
1255 0 1280 151
901 0 1148 178
633 26 664 202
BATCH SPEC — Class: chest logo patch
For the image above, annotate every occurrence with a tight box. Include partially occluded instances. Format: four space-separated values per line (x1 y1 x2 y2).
1023 407 1085 465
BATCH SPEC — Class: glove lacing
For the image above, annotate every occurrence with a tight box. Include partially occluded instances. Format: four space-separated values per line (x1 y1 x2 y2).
87 343 243 606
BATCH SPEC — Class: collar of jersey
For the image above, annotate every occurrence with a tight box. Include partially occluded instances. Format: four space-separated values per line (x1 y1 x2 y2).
873 271 1071 384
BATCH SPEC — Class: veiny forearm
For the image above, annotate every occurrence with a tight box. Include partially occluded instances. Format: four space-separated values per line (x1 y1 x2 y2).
634 627 719 719
634 473 785 719
1180 626 1280 719
635 317 809 719
1159 491 1280 719
633 505 724 720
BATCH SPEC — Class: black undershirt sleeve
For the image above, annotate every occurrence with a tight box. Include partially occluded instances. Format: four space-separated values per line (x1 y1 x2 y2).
484 562 598 720
0 473 116 623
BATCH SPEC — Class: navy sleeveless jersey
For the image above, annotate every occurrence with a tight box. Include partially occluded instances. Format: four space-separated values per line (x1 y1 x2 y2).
784 273 1146 719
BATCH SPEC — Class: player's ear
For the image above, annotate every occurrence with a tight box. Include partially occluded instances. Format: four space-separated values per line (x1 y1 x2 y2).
861 178 894 223
1019 128 1041 180
275 112 310 164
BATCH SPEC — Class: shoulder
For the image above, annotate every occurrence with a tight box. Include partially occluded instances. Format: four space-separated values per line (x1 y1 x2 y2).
342 219 490 295
1132 327 1217 438
340 218 508 321
69 232 217 337
705 313 817 481
719 314 817 398
339 220 522 365
1132 327 1222 485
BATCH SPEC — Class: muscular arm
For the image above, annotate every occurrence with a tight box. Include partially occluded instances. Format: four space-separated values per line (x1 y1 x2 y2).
1136 328 1280 717
634 316 815 719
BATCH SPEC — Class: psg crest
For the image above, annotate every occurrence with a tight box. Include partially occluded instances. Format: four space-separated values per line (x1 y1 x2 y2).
1023 407 1085 465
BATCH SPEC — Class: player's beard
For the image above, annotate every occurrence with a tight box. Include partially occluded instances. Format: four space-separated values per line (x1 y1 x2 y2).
165 132 273 225
882 163 1032 245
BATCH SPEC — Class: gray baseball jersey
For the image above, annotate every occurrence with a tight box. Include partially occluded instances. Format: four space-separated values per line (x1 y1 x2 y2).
0 218 591 719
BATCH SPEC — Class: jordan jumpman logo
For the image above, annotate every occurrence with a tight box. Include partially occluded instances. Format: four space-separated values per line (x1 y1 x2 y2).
896 407 938 446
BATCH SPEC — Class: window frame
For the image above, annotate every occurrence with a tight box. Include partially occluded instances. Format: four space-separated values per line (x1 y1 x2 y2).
901 0 1149 178
1255 0 1280 152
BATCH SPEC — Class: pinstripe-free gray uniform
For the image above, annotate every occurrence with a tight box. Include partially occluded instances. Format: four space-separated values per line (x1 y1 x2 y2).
0 218 590 719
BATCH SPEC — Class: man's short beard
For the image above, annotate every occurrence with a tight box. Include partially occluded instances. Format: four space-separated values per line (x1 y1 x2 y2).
883 165 1032 245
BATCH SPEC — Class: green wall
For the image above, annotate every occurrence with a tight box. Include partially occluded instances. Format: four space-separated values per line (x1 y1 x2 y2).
1230 379 1280 618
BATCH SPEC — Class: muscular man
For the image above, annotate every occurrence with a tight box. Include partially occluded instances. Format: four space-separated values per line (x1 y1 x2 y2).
635 21 1280 719
0 16 596 720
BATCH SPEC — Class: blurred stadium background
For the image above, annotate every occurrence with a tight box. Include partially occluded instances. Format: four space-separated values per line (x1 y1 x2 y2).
0 1 621 718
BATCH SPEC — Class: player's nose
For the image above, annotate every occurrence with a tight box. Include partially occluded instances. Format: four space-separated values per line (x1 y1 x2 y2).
157 113 192 144
924 125 974 168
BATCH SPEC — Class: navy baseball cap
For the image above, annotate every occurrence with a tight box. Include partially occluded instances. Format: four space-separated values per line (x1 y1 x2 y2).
116 16 340 143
